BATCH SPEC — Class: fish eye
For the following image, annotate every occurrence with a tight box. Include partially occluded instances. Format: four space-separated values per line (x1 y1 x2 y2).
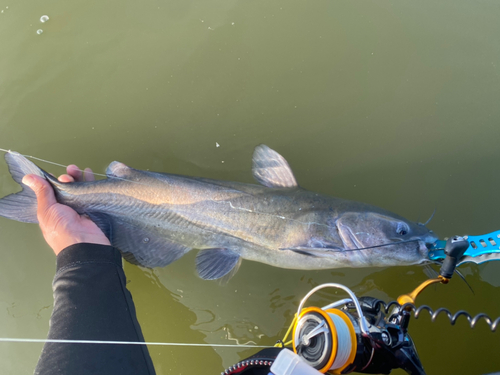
396 223 409 236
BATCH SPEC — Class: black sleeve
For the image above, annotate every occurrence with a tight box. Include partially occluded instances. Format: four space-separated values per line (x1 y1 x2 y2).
34 243 156 375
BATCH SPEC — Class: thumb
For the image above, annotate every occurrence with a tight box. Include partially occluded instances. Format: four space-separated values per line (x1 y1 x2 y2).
22 174 57 213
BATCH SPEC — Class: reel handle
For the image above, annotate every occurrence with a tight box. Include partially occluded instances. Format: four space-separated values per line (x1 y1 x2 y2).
439 236 469 279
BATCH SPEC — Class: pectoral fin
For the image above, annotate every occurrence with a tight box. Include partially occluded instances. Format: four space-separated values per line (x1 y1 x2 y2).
195 248 242 280
252 145 298 188
87 212 191 268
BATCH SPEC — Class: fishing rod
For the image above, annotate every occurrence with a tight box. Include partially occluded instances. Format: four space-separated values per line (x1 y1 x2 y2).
223 236 500 375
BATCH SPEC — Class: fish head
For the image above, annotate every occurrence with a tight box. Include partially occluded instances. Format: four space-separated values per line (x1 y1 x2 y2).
334 211 438 267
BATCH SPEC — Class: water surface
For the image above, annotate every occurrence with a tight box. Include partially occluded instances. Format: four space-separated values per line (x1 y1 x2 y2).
1 0 499 374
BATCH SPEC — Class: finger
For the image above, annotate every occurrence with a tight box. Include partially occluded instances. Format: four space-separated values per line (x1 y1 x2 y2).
58 174 75 183
66 165 83 182
22 175 57 216
84 168 95 182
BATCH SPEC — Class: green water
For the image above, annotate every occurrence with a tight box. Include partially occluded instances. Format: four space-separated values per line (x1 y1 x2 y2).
1 0 499 373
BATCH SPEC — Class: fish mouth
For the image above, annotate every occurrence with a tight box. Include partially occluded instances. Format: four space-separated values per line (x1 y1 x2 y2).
412 237 434 262
422 233 440 254
419 240 431 259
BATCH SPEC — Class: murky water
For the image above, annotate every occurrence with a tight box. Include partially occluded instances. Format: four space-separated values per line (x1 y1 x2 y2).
1 0 499 374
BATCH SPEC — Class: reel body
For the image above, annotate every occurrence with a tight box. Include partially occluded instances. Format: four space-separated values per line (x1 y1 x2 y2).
292 296 425 375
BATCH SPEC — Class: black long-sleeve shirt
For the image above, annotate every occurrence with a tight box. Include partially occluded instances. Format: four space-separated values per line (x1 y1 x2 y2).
34 243 156 375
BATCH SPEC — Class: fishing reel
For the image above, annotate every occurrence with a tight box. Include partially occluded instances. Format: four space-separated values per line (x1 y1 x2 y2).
281 284 423 375
224 236 499 375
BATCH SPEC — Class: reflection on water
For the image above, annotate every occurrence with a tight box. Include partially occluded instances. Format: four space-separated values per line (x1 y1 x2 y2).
148 253 427 369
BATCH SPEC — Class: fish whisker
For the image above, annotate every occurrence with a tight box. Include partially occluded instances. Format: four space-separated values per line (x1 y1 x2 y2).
454 268 475 295
281 239 423 253
424 208 437 226
336 239 422 252
418 208 436 226
423 260 475 295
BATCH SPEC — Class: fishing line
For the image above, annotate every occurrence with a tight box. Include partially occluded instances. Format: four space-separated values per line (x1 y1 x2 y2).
0 148 103 176
0 337 268 348
0 148 161 188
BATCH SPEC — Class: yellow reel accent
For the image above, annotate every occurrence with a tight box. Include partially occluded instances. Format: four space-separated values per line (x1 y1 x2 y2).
292 307 357 374
325 309 357 374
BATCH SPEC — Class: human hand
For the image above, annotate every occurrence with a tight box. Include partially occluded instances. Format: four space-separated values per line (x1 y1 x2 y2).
22 165 111 256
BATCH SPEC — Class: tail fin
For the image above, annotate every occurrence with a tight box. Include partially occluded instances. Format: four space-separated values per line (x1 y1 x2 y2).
0 152 45 223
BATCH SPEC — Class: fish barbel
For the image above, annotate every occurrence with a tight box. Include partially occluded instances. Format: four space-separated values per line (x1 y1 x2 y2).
0 145 438 280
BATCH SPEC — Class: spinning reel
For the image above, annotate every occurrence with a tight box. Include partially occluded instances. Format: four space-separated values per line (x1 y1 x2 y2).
224 236 499 375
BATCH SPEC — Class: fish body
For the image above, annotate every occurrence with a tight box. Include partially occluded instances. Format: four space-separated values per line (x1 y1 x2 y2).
0 146 438 280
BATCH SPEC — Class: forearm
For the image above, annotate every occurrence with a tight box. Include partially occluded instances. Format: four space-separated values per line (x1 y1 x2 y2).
35 243 156 375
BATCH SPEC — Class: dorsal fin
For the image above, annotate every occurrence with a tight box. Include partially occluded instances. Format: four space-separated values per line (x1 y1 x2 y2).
106 161 133 179
252 145 298 188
